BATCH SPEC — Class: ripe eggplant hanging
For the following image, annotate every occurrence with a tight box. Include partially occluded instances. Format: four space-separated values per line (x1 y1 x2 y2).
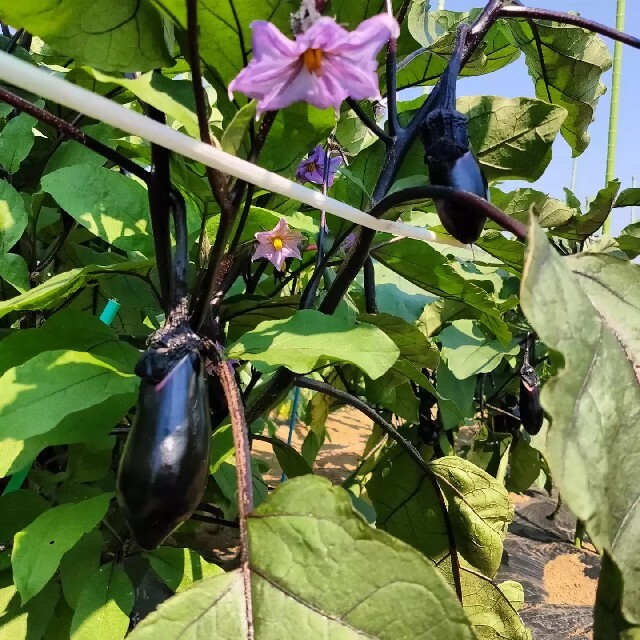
116 191 211 550
419 26 489 244
519 334 543 435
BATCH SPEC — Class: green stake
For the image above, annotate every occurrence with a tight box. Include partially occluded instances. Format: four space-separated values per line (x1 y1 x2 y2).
603 0 626 235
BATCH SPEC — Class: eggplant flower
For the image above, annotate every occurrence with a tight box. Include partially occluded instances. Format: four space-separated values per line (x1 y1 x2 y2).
228 15 399 115
253 218 304 271
296 144 342 186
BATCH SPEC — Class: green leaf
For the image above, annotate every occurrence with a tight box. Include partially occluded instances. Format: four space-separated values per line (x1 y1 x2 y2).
0 1 174 72
555 180 621 240
70 563 134 640
145 548 223 593
616 222 640 259
475 231 525 273
458 96 567 182
0 349 137 443
41 166 154 255
0 113 36 174
0 578 60 640
437 361 476 430
263 435 313 479
373 239 511 343
152 0 296 85
129 475 474 639
503 18 612 155
0 259 153 319
221 101 257 156
85 70 203 138
223 295 300 343
438 320 519 379
59 530 104 609
12 493 112 603
0 181 28 253
67 437 115 483
367 447 513 579
227 309 400 380
521 220 640 624
0 253 30 293
505 436 541 494
489 187 577 229
615 188 640 208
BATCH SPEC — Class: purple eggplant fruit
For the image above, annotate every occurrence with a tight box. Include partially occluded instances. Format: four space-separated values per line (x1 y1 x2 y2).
116 190 211 550
419 26 489 244
116 352 210 550
519 362 543 435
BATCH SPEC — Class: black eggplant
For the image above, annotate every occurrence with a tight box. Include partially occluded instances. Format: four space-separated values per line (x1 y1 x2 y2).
519 334 543 435
420 28 489 244
116 191 211 550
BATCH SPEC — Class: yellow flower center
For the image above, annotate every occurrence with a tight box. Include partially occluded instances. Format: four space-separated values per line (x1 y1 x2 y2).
306 161 317 173
302 48 323 73
273 237 284 250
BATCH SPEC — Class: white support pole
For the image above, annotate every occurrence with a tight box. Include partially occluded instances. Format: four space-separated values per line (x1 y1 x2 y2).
0 51 466 248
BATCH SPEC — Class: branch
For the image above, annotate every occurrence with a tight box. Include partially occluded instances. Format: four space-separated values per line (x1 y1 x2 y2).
190 512 240 529
146 107 173 311
294 375 463 602
0 87 150 184
498 5 640 51
214 356 254 638
345 98 391 144
363 257 378 313
385 0 400 138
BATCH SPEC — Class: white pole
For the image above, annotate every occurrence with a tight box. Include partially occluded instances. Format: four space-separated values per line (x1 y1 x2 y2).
632 175 637 224
0 51 466 248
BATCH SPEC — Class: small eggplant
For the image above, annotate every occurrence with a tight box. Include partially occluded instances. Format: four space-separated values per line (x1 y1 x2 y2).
519 362 543 435
422 108 489 245
116 351 211 550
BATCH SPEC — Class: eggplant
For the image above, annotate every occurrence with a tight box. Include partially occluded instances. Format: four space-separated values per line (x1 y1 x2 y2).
116 190 211 550
419 27 489 244
519 362 543 435
117 351 210 550
423 109 489 244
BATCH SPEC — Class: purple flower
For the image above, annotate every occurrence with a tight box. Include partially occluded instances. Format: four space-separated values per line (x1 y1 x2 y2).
253 217 304 271
228 15 399 116
341 232 356 252
295 145 342 186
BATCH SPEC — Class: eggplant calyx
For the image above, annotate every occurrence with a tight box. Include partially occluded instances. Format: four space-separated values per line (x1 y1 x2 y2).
520 362 540 390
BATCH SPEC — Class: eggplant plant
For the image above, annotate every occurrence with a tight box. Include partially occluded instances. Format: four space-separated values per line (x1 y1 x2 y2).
0 1 639 639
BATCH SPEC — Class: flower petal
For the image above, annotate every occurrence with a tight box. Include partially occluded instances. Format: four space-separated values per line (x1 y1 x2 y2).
252 243 273 262
298 17 350 51
322 55 381 102
250 21 300 61
340 14 400 59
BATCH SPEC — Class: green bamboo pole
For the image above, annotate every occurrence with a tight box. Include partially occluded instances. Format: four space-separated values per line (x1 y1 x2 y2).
632 175 637 224
438 0 446 10
603 0 626 235
570 157 578 193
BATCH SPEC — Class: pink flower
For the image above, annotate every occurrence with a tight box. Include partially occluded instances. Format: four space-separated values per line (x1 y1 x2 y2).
228 15 399 116
295 144 342 186
253 218 304 271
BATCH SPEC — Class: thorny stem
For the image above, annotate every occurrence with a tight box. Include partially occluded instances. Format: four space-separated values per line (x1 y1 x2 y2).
0 87 150 184
215 356 254 638
498 5 640 50
295 375 463 602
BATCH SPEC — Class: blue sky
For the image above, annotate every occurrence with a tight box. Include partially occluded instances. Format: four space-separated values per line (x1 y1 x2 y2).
439 0 639 235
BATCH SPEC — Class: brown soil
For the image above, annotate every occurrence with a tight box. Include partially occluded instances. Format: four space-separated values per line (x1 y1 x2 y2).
544 553 598 606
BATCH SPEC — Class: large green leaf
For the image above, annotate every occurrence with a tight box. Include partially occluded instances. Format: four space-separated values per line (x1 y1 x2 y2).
0 349 137 442
490 187 576 229
458 96 567 182
129 476 474 639
41 166 154 255
0 181 29 253
227 309 400 380
521 220 640 625
69 563 134 640
11 493 113 603
367 446 513 580
438 320 519 379
152 0 297 85
59 530 104 609
503 19 612 155
0 0 174 72
0 113 36 174
0 253 30 293
0 259 153 319
399 11 520 90
373 239 511 343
